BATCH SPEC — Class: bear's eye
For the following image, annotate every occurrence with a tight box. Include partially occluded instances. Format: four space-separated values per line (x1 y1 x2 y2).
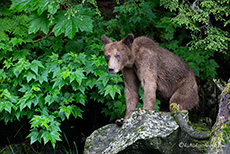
105 55 110 62
115 55 121 61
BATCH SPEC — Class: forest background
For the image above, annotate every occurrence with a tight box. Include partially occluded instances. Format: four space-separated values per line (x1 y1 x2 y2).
0 0 229 153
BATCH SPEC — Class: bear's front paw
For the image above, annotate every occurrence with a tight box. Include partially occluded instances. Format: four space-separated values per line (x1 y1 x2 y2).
115 118 124 126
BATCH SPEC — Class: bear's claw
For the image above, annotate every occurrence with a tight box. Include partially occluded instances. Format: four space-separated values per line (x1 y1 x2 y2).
115 118 124 126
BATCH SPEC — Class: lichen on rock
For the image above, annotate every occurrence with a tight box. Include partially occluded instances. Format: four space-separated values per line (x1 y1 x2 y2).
84 108 200 154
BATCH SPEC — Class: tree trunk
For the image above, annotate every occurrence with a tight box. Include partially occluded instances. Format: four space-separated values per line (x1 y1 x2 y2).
207 79 230 154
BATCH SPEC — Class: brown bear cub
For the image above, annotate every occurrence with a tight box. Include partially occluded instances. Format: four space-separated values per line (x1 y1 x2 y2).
101 34 199 124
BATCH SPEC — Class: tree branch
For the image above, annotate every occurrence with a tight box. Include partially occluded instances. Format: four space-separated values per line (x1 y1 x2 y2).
27 32 52 43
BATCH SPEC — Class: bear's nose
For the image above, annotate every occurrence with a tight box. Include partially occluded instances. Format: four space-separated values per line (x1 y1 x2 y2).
108 68 114 73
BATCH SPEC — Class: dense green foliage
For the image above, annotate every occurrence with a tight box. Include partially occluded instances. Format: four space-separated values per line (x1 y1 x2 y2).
0 0 229 149
162 0 230 79
0 0 125 148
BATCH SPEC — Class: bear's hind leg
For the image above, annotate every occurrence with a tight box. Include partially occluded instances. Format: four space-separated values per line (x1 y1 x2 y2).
169 81 199 111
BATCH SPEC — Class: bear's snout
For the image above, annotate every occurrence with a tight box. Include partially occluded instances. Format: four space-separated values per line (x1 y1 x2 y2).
108 68 115 74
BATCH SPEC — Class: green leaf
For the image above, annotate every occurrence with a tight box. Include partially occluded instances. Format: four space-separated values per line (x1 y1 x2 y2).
52 78 66 90
34 94 43 107
77 16 93 33
10 0 32 12
155 99 161 111
52 12 78 39
30 60 44 75
97 73 110 86
30 115 50 129
86 77 97 89
29 12 49 35
38 70 48 84
3 58 13 69
19 85 30 92
70 68 86 85
18 91 36 110
5 102 12 113
52 11 66 37
14 59 28 78
104 85 122 99
45 94 58 106
10 37 25 46
24 71 36 82
15 110 21 120
51 42 63 52
52 8 93 39
75 93 86 106
188 62 200 77
78 85 85 94
60 67 72 79
0 101 14 114
50 53 59 61
36 0 50 16
50 130 61 148
12 49 31 61
26 99 33 109
45 95 52 105
48 2 60 14
0 104 5 113
50 130 61 141
205 59 219 78
59 105 73 119
41 131 50 145
72 106 83 119
27 129 39 144
64 17 77 39
75 4 93 32
52 66 61 78
19 98 34 111
1 89 11 98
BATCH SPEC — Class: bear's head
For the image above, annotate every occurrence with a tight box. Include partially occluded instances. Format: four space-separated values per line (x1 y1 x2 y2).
101 34 134 74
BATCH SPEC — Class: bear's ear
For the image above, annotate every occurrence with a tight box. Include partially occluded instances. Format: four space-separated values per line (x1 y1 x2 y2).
122 34 134 49
101 34 112 45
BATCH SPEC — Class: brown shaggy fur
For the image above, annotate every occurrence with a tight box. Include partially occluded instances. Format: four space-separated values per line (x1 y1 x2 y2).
102 34 199 121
